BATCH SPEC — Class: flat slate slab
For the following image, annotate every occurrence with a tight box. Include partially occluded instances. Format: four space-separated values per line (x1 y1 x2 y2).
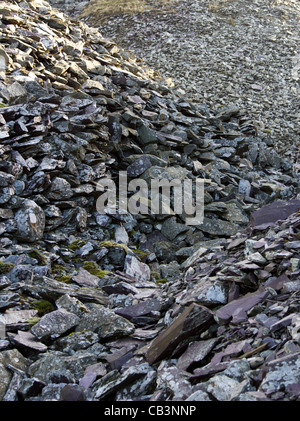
145 303 213 365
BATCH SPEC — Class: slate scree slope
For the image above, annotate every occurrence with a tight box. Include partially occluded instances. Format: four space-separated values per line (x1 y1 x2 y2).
0 0 299 401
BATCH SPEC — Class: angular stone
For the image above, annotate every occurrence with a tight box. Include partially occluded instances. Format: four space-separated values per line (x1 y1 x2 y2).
199 217 240 237
181 247 207 269
47 177 73 200
114 298 162 326
156 366 193 400
137 122 158 145
177 338 219 371
14 200 45 242
31 309 80 340
285 241 300 250
8 330 47 352
127 156 152 177
55 294 89 318
250 199 300 231
215 289 270 324
55 330 99 353
145 304 213 364
0 309 37 326
115 367 157 400
161 217 189 241
178 279 228 307
22 276 108 306
1 82 28 105
75 304 135 339
238 179 252 196
79 362 107 389
93 363 150 400
123 254 151 282
207 374 240 401
260 353 300 396
28 352 97 383
0 171 15 187
72 267 100 288
8 265 33 284
60 384 86 401
0 348 28 400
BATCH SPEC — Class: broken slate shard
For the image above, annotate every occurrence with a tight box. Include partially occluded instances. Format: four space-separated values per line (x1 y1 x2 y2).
250 199 300 231
145 303 213 364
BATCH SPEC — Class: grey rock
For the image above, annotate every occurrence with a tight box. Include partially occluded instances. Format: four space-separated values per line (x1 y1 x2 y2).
31 309 80 340
93 363 150 399
1 82 28 105
0 348 28 400
55 294 89 318
75 304 135 339
186 390 211 401
161 217 189 241
198 217 240 237
14 200 45 242
259 353 300 396
178 279 228 307
115 367 156 400
8 265 33 284
28 352 98 383
79 362 107 389
123 254 151 282
8 330 47 352
0 276 11 290
72 268 100 288
47 177 73 200
177 338 219 371
156 365 193 400
127 156 152 177
207 374 240 401
55 330 99 353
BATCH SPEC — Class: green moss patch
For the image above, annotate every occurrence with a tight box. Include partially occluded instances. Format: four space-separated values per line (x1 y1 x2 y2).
0 261 15 274
31 299 55 316
82 261 110 278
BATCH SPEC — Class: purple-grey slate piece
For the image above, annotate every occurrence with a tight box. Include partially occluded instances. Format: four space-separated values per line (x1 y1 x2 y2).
215 289 270 324
250 199 300 231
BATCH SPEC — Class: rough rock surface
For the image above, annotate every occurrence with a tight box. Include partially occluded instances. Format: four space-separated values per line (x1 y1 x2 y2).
50 0 300 158
0 0 299 402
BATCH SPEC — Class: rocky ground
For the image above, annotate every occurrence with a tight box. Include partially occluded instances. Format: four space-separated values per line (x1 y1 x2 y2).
49 0 300 159
0 0 299 402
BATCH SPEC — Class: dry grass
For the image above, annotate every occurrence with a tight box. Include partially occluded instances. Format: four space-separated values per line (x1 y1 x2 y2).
80 0 178 24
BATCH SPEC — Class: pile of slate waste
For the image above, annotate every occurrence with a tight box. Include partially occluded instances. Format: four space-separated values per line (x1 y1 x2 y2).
0 0 300 401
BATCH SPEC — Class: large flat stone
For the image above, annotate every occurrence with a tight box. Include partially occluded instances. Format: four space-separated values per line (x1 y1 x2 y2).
145 303 213 365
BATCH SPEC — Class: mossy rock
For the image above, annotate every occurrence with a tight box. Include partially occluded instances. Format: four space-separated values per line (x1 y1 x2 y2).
55 275 72 284
51 264 67 274
132 249 151 259
27 316 40 326
82 261 110 278
150 271 160 280
156 278 168 285
31 300 55 316
68 240 86 251
100 240 129 253
28 249 47 265
0 261 15 274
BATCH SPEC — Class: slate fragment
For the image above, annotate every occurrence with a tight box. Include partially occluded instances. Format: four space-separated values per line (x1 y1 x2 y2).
75 303 135 339
114 298 162 326
93 363 150 400
31 309 80 341
14 200 45 242
250 199 300 231
177 338 219 371
145 304 213 364
215 289 270 324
